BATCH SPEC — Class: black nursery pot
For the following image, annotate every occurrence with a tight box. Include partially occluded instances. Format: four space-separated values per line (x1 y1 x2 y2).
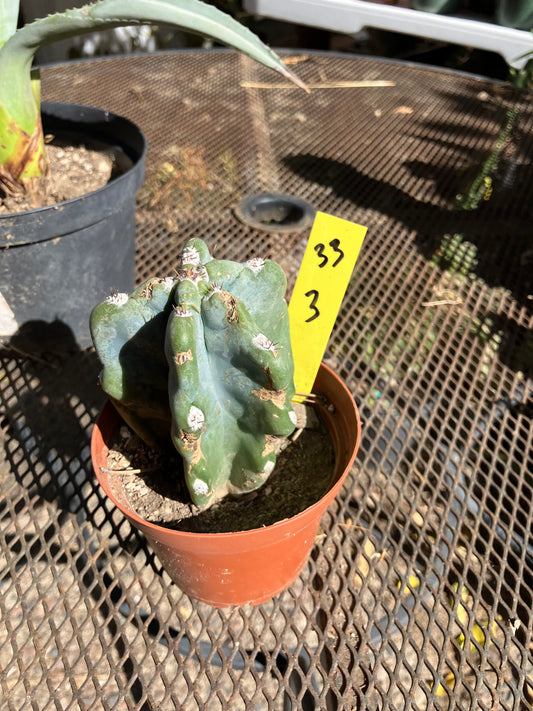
0 102 147 351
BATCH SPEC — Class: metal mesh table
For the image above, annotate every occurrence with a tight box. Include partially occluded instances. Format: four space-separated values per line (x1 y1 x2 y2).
1 50 532 709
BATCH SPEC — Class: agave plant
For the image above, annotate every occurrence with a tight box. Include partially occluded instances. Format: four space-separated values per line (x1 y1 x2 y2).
0 0 303 198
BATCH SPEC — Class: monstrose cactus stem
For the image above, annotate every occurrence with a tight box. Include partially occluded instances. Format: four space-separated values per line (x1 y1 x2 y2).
90 239 297 509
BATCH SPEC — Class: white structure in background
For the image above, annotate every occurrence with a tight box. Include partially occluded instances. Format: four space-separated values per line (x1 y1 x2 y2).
20 1 157 61
74 25 156 56
244 0 533 69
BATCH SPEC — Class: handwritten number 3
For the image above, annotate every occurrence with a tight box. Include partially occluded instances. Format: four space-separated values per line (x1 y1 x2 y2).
329 238 344 267
314 243 328 267
314 239 345 268
305 239 345 322
305 290 320 323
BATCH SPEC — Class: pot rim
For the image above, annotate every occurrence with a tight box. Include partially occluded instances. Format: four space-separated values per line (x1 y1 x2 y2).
0 101 147 222
91 362 361 540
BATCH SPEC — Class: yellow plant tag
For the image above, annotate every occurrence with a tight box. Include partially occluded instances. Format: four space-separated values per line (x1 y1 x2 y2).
289 212 367 396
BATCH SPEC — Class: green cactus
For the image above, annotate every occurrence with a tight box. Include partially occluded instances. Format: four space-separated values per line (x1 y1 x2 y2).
90 238 296 509
90 275 178 449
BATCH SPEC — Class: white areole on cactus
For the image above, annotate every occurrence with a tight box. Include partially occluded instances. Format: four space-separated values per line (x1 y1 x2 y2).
160 277 176 290
263 461 275 475
181 246 202 266
106 292 128 306
187 406 205 431
245 258 265 274
192 478 210 497
252 333 277 354
177 265 209 284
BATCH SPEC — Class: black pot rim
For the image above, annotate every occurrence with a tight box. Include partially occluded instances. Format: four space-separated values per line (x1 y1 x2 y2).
234 192 316 234
0 101 147 222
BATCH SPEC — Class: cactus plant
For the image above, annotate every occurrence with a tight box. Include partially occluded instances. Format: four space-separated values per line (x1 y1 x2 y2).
90 238 297 509
0 0 303 200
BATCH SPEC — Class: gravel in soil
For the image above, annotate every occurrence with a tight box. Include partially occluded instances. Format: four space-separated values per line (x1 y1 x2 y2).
106 410 335 534
0 136 130 214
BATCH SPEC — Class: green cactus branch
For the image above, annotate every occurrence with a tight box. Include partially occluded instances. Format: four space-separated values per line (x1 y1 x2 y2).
0 0 305 195
90 239 297 509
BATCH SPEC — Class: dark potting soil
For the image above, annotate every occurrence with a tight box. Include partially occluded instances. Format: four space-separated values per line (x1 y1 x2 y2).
106 409 335 534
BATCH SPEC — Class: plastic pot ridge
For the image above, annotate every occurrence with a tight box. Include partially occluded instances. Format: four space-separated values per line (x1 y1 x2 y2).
0 102 147 351
91 363 361 607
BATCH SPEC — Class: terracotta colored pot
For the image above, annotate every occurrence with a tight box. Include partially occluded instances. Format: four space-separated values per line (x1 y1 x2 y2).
91 363 361 607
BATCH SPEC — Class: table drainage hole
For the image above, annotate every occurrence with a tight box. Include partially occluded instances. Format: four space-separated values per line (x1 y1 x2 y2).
235 193 316 233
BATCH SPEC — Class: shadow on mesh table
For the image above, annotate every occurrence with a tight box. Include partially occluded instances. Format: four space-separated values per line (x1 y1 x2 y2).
283 152 533 308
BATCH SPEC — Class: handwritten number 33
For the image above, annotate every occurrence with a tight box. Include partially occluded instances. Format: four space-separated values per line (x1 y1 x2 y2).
313 239 344 268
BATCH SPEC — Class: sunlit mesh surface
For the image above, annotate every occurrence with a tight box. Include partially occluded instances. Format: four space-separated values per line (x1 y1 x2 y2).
1 50 532 709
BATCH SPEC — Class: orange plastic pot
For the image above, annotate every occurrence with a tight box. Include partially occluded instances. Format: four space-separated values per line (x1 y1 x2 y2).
91 363 361 607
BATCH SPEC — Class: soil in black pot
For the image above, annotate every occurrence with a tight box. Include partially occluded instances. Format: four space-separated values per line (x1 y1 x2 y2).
0 136 132 213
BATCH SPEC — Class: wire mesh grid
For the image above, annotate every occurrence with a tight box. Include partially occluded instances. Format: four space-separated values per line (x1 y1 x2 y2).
0 50 532 709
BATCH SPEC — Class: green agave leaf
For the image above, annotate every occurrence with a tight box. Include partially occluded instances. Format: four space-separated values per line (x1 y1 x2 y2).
0 0 304 189
0 0 19 48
